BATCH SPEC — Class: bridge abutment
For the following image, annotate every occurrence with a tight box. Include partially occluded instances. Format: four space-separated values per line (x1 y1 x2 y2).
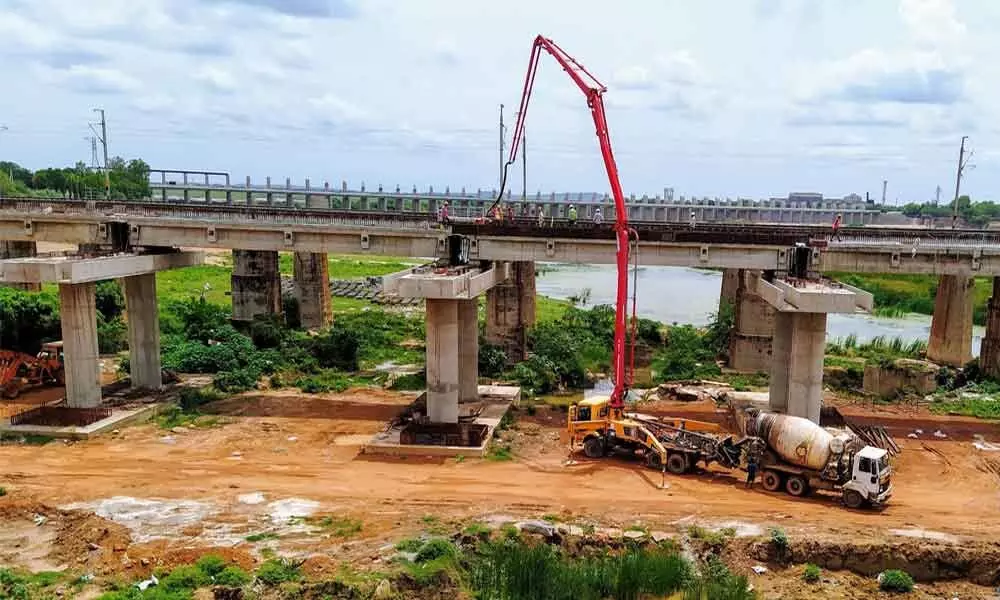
720 269 775 372
231 249 282 322
485 261 536 363
293 252 332 329
927 274 974 367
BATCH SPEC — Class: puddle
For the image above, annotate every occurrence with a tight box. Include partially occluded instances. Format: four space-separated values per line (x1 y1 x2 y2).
889 528 960 544
708 520 763 537
238 492 266 505
63 496 215 543
267 498 319 523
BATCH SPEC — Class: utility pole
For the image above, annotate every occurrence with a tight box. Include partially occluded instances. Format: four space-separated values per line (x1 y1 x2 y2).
83 136 98 169
91 108 110 199
952 135 971 229
935 185 941 205
498 104 505 188
881 180 887 205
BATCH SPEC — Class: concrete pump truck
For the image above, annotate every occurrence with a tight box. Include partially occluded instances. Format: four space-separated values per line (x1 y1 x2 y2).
492 36 892 509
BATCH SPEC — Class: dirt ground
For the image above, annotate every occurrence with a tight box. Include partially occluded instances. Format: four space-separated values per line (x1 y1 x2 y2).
2 387 999 598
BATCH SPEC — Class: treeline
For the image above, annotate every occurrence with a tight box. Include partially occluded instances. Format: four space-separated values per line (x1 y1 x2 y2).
0 282 127 354
901 195 1000 227
0 158 150 200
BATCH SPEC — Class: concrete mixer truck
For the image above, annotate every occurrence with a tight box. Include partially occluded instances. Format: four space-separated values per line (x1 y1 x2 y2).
737 408 893 509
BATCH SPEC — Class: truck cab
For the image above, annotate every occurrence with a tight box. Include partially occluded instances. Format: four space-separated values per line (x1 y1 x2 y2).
843 446 893 508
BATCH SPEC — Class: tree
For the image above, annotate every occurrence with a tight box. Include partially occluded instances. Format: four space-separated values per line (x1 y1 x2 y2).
0 161 32 187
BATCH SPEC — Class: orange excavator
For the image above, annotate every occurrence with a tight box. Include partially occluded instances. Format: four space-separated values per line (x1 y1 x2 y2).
0 342 64 399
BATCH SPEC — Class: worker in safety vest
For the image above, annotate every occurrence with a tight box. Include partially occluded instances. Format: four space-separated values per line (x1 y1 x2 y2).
568 204 578 224
593 207 603 225
507 204 515 221
537 206 545 227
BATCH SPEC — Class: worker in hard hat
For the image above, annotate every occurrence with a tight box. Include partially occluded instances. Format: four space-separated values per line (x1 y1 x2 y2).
593 207 603 225
568 203 578 224
438 201 449 225
537 205 546 227
689 210 696 229
832 213 842 241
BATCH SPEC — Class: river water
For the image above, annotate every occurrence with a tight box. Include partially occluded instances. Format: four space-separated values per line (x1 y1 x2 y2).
536 264 985 354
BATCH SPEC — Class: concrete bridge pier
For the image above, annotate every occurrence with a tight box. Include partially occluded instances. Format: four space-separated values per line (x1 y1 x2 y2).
927 274 974 367
232 249 282 322
486 261 536 363
769 312 826 423
719 269 775 372
59 282 102 407
124 273 162 390
980 277 1000 377
293 252 332 329
383 262 509 423
755 275 872 423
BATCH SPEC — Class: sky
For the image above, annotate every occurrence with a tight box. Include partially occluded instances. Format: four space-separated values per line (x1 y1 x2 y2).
1 0 998 204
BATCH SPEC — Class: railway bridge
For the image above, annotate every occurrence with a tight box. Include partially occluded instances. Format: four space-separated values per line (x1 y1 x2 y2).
0 195 995 426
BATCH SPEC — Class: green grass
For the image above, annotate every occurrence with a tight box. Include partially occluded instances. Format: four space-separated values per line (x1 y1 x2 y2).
930 398 1000 419
536 295 572 323
832 272 993 326
245 532 280 542
310 515 363 538
485 443 514 462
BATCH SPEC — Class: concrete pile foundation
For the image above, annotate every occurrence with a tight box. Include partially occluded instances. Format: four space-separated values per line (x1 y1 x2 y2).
980 277 1000 378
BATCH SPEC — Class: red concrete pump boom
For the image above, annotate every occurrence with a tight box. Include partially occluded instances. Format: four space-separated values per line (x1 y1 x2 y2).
494 35 634 410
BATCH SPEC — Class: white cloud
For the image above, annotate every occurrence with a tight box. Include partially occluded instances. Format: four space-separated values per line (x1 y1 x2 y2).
1 0 998 201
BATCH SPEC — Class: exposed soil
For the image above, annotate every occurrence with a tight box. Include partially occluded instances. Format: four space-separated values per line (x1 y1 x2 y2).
2 387 999 598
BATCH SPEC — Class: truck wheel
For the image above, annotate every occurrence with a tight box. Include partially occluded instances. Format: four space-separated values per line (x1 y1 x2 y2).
666 453 688 475
785 475 809 497
843 490 865 509
583 437 605 459
761 471 782 492
645 452 662 469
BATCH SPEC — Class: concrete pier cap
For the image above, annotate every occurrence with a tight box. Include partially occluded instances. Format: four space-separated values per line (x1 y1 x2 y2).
0 250 204 408
755 274 872 424
382 260 512 424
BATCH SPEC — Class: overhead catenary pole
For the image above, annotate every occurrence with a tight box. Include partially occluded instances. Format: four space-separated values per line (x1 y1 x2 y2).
952 135 970 229
521 125 527 199
881 179 887 205
91 108 110 199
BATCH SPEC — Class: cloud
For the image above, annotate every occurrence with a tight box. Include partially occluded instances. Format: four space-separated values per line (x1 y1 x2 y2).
41 65 141 94
203 0 359 18
785 103 908 128
194 66 239 93
609 51 717 118
432 38 460 66
899 0 966 46
835 58 963 105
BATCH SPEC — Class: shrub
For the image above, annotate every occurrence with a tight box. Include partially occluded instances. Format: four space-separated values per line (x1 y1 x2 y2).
213 566 251 587
178 387 223 412
683 557 754 600
803 563 821 583
0 487 6 497
95 280 125 319
414 538 458 563
213 367 261 393
195 554 227 578
395 538 424 553
879 569 914 593
0 287 61 354
255 558 301 585
160 565 210 590
309 328 360 371
249 314 286 349
478 341 508 378
98 314 129 354
282 295 301 330
769 527 789 555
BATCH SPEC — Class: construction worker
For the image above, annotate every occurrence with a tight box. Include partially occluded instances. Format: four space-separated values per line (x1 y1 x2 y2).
438 201 449 225
689 210 696 229
507 203 515 221
568 203 578 224
593 207 603 225
745 453 758 488
832 213 842 241
537 205 546 227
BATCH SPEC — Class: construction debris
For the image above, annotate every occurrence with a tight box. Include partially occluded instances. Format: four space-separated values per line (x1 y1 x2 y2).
847 424 900 457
